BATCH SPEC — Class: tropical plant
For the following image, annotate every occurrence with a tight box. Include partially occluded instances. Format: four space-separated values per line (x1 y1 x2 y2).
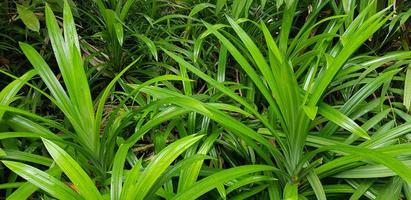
0 1 276 199
162 0 411 199
1 0 411 199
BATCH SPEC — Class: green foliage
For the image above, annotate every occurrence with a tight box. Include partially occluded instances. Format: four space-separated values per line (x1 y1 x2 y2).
1 0 411 199
16 4 40 32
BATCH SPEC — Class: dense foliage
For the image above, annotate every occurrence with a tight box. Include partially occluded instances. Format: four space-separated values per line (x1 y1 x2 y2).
1 0 411 199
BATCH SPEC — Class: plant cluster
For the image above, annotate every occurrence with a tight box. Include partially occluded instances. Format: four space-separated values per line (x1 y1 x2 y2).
1 0 411 199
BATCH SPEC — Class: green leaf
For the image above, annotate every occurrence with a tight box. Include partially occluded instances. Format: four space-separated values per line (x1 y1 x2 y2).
7 164 63 200
1 149 53 166
114 22 124 46
306 170 326 200
342 0 354 13
42 139 103 200
111 107 190 200
283 183 298 200
0 131 61 141
312 145 411 183
172 165 276 200
18 42 72 117
404 64 411 111
177 132 219 192
121 159 143 199
16 4 40 32
216 184 226 200
216 0 227 14
226 175 276 194
0 149 5 156
120 0 137 20
348 180 374 200
46 1 98 154
147 155 213 199
334 160 411 178
318 102 370 139
308 7 390 107
375 177 402 200
2 161 82 200
189 3 214 17
134 34 158 60
127 135 204 200
0 70 36 119
303 105 318 120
